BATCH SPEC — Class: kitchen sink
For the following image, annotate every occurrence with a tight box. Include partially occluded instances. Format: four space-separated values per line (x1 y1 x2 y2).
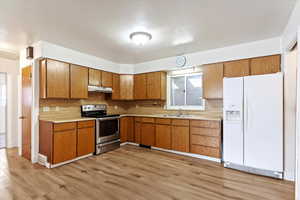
159 114 195 118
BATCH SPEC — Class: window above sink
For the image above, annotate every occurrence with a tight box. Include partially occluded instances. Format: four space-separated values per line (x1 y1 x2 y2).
166 70 205 111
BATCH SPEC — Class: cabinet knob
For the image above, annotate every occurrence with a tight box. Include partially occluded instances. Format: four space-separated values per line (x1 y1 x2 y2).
19 116 26 119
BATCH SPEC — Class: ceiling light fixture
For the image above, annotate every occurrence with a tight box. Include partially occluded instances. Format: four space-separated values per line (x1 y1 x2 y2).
129 32 152 45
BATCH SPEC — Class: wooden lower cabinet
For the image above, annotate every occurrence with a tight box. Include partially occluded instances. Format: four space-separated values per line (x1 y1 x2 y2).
141 123 155 146
134 120 141 144
155 124 171 149
190 120 221 158
39 120 96 165
172 126 190 152
77 121 95 157
53 129 77 164
132 117 222 158
120 117 134 142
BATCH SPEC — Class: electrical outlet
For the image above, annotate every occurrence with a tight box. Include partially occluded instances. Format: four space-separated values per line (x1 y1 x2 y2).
114 105 118 110
55 106 60 111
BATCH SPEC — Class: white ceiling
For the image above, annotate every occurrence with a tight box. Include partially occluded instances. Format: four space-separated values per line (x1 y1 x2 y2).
0 0 296 64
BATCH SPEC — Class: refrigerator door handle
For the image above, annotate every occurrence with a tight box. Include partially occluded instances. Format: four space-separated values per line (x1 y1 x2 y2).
244 96 248 132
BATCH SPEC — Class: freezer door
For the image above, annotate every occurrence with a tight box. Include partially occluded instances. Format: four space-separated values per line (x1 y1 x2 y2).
223 77 244 165
244 73 283 172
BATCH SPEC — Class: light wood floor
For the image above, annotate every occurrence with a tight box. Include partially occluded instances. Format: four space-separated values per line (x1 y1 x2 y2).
0 145 295 200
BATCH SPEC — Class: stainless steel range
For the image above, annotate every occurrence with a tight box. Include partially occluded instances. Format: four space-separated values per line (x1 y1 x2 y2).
81 104 120 154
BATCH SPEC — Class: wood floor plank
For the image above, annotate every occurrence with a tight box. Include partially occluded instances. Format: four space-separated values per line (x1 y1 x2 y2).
0 145 294 200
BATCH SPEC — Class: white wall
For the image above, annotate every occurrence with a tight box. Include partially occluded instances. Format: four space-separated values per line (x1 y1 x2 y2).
284 46 298 181
134 37 282 73
281 0 300 182
282 0 300 51
0 56 19 148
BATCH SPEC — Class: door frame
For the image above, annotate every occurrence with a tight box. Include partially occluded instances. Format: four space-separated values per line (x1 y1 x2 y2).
295 29 300 200
0 72 7 149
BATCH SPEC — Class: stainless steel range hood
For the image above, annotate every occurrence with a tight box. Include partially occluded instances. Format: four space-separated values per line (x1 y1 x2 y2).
88 85 113 93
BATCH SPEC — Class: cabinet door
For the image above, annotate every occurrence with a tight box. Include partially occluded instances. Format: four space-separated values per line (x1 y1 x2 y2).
127 117 134 142
112 73 120 100
203 63 223 99
141 123 155 146
155 124 171 149
70 64 88 99
172 126 189 152
120 117 134 142
147 72 166 100
46 59 70 98
224 59 250 77
134 74 147 99
250 55 281 75
120 75 134 100
53 129 77 164
102 71 113 87
135 121 141 144
77 127 95 156
88 68 101 86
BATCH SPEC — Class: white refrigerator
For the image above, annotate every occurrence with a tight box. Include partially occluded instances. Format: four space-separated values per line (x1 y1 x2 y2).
223 73 283 178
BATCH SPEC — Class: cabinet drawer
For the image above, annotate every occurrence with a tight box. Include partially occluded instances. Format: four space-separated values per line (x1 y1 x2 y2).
155 118 171 125
135 117 142 122
53 122 76 132
172 119 189 126
141 117 155 123
78 120 95 129
190 120 220 128
191 135 220 148
190 145 220 158
190 127 220 137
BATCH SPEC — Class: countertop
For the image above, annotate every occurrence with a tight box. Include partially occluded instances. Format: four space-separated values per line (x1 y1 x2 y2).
40 117 96 123
120 114 222 121
39 113 222 123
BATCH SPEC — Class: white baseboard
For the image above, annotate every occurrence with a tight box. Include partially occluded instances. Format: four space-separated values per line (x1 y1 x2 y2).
123 142 221 163
284 171 296 181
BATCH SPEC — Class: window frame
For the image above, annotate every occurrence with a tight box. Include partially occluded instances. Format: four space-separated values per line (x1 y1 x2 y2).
166 72 205 111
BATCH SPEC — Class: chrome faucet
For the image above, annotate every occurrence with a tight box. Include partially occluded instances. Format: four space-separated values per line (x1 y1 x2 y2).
177 108 183 117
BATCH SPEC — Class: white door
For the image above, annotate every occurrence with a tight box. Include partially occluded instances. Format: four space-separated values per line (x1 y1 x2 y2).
223 77 244 165
244 73 283 172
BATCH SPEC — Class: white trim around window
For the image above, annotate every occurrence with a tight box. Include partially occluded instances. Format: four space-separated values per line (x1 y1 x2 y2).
166 72 205 111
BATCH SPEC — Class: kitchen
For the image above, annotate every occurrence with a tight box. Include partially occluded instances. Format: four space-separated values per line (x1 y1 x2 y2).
0 0 300 200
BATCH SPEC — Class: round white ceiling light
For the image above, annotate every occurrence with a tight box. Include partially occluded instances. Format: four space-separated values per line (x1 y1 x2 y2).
129 32 152 45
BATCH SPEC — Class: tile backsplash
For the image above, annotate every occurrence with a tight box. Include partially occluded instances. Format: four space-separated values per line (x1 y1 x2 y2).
39 92 223 119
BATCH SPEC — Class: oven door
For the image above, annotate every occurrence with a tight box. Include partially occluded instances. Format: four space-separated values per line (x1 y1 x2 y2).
96 117 120 144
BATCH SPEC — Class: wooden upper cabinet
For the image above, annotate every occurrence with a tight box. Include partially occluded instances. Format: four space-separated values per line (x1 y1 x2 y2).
40 59 70 99
146 71 166 100
134 74 147 100
120 75 134 100
70 64 88 99
224 59 250 77
112 73 120 100
102 71 113 87
88 68 101 86
250 55 281 75
203 63 223 99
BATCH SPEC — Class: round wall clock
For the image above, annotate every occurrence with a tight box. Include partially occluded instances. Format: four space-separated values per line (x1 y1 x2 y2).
176 55 187 67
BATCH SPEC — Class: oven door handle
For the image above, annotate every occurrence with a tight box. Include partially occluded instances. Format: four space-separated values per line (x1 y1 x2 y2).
97 117 120 121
